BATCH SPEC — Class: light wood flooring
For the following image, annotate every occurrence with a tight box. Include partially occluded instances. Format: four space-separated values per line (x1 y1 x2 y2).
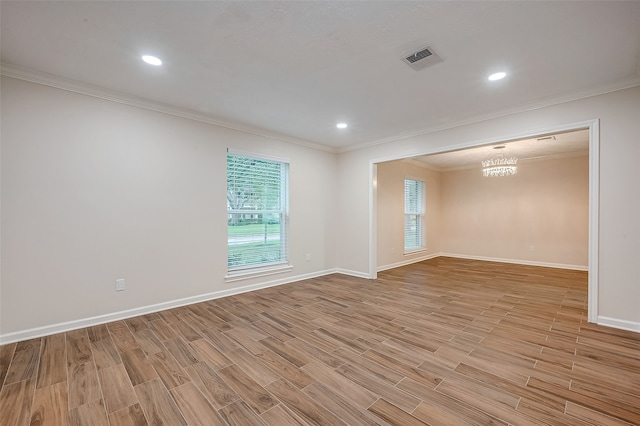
1 257 639 425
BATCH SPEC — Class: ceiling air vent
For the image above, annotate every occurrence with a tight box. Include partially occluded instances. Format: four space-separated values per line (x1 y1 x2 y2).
402 45 443 71
405 47 433 64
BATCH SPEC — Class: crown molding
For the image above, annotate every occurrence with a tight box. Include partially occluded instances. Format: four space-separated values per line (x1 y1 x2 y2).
339 74 640 154
0 63 337 154
4 63 638 157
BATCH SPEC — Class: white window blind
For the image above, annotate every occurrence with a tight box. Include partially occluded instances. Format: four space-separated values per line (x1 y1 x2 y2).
404 178 425 251
227 153 288 272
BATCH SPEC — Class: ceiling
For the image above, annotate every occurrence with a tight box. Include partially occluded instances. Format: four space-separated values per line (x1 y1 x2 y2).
408 128 589 172
1 1 639 153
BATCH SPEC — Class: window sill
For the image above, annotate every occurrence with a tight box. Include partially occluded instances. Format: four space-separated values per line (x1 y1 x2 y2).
404 248 428 256
225 264 293 283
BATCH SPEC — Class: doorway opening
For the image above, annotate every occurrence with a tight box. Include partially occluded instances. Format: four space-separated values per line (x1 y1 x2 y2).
369 120 599 323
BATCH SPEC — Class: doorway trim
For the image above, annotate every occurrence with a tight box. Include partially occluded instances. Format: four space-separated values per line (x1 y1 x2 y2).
368 119 599 323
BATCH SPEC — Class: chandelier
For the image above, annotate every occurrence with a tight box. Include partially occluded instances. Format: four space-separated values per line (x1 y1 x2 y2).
482 146 518 177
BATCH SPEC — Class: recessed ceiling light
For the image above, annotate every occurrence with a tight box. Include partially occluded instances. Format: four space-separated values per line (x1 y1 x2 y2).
142 55 162 66
488 72 506 81
336 123 348 129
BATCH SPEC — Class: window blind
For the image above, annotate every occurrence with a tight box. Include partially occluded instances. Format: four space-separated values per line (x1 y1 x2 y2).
227 153 288 271
404 178 425 251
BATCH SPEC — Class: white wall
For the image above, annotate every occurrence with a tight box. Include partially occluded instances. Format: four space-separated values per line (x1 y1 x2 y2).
376 160 441 269
0 76 338 340
337 86 640 328
2 77 638 340
440 155 589 268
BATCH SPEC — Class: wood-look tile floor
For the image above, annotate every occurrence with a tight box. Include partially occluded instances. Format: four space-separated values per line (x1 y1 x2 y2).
1 257 639 425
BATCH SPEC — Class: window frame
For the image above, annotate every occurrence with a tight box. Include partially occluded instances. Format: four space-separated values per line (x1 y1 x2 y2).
404 177 426 253
226 150 291 280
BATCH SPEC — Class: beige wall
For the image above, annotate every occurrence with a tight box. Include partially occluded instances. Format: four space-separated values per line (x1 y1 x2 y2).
337 86 640 328
0 76 339 339
376 155 588 271
440 155 589 267
376 160 441 269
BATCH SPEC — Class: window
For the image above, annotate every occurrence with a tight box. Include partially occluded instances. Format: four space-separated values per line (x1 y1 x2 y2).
404 178 425 252
227 152 289 273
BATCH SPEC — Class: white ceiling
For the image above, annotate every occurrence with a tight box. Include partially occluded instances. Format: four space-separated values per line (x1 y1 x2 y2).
1 1 639 152
408 128 589 171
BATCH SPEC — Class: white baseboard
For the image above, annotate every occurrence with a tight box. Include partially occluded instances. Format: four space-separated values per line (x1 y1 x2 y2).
0 269 337 345
333 268 371 279
597 316 640 333
439 252 588 271
377 252 441 272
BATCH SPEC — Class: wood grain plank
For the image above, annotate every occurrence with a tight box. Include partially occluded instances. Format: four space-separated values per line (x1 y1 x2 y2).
224 327 268 355
30 381 69 426
304 381 389 426
218 364 277 414
189 339 233 370
4 346 39 385
124 317 149 334
14 338 42 353
69 399 109 426
412 401 475 426
218 399 268 426
516 398 591 426
266 378 347 426
87 325 111 343
184 362 239 409
134 379 187 425
285 337 344 368
362 348 442 388
36 349 66 389
227 347 280 387
170 320 203 342
455 362 564 410
120 348 158 386
40 334 65 355
108 403 148 426
527 377 640 424
261 404 307 426
0 378 35 426
170 382 226 426
255 348 315 388
149 350 191 390
90 337 122 370
98 364 138 413
199 327 239 353
565 401 635 426
368 398 429 426
65 329 89 341
334 347 404 385
0 343 17 391
397 377 508 426
302 360 378 408
163 336 199 368
253 319 294 342
336 363 421 413
147 319 179 341
66 336 92 367
107 321 140 353
68 361 102 409
132 329 164 356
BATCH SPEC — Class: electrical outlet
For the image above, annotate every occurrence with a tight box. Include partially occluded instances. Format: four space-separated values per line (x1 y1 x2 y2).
529 245 536 252
116 279 125 291
306 253 311 262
